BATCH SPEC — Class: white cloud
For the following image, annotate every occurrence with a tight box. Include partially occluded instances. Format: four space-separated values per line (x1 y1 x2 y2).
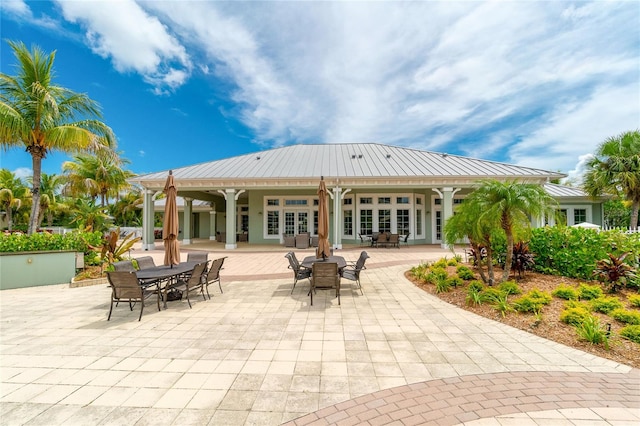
12 167 32 180
55 0 192 92
3 0 31 19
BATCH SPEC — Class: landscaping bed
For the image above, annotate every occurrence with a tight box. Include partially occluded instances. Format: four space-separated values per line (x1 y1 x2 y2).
407 263 640 369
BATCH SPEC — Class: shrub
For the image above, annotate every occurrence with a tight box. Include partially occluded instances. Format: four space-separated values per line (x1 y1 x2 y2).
498 281 521 296
468 280 484 292
481 287 504 303
578 284 603 301
610 309 640 325
590 297 624 314
512 289 552 314
593 252 637 293
466 286 483 306
552 285 579 301
445 276 463 288
564 300 592 311
619 325 640 344
560 307 591 326
510 241 535 277
435 278 451 293
575 315 610 349
426 267 448 284
492 293 512 317
447 258 458 266
628 295 640 309
456 265 475 280
432 258 449 269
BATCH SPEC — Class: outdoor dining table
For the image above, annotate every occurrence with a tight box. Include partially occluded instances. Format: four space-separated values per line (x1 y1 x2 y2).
301 255 347 271
135 261 198 309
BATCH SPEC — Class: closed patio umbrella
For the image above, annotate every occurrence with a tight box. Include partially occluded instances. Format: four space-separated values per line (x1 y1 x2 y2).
163 170 180 266
316 176 331 259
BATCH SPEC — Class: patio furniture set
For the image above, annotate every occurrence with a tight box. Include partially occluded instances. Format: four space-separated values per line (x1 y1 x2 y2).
359 232 410 248
285 251 370 306
283 232 319 249
106 253 227 321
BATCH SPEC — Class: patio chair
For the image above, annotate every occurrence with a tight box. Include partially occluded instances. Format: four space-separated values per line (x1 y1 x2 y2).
187 252 209 264
203 256 227 298
285 251 311 294
376 232 389 248
387 233 400 248
295 232 310 249
112 260 136 272
341 251 370 295
135 256 156 270
310 262 340 306
283 233 295 247
106 271 160 321
171 262 208 308
401 232 410 246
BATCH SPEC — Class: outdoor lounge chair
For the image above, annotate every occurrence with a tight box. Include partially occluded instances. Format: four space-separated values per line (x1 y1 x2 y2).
203 256 227 297
341 251 370 295
171 262 208 308
106 271 160 321
283 233 295 247
310 262 340 306
295 233 310 249
112 260 136 272
387 233 400 248
135 256 156 270
285 251 311 293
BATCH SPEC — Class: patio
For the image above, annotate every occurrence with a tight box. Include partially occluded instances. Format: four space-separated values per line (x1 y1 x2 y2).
1 244 638 425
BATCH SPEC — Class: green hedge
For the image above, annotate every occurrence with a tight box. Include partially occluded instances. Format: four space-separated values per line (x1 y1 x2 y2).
528 227 640 280
0 231 103 255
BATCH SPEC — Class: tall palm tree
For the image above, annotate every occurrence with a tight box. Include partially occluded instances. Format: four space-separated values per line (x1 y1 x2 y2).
583 130 640 230
62 152 134 206
27 172 63 227
468 180 557 282
0 40 116 234
0 169 28 231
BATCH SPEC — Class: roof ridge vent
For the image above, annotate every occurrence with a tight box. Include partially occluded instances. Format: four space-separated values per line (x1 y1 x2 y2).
386 154 391 159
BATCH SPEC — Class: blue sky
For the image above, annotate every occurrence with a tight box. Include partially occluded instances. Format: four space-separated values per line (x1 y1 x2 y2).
1 0 638 183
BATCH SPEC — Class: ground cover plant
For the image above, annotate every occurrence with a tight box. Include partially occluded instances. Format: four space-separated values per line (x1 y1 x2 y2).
408 257 640 369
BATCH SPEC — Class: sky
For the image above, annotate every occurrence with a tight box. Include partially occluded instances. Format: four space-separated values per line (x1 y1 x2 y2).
1 0 638 184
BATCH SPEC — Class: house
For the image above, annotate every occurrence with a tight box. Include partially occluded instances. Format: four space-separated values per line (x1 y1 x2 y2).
129 143 604 250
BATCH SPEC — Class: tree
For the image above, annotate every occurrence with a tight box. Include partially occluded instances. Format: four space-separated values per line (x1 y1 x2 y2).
0 40 116 234
27 172 63 227
583 130 640 230
0 169 28 231
446 180 558 283
67 198 110 232
62 152 133 206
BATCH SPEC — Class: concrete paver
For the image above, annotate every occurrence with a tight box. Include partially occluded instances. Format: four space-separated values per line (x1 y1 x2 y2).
0 243 638 425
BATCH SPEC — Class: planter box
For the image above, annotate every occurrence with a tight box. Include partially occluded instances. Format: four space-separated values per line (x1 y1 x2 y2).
0 251 77 290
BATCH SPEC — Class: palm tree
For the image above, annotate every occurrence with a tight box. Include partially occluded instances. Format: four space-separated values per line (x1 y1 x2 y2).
27 172 63 227
62 152 133 206
583 130 640 230
0 40 116 234
0 169 28 231
459 180 557 283
67 198 110 232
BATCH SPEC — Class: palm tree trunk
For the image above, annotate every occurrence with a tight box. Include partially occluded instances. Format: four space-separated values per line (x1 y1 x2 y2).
502 215 514 283
486 246 495 286
28 153 44 235
6 207 13 232
631 200 639 231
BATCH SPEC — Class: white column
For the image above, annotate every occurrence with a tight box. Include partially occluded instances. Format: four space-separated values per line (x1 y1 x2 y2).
441 187 460 249
209 206 217 240
183 197 192 245
332 186 342 249
217 189 244 250
142 189 156 250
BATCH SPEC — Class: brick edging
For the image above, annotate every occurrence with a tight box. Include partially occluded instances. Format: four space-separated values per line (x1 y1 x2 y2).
284 370 640 426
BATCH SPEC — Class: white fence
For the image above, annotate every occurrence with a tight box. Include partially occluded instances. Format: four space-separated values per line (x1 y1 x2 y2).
602 226 639 234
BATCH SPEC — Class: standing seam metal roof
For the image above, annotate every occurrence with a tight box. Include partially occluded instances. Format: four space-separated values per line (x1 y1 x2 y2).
132 143 564 181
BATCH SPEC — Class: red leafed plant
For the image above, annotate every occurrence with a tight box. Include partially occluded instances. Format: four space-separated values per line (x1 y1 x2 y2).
593 252 637 293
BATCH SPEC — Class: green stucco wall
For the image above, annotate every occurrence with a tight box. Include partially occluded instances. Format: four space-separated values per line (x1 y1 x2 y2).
0 251 76 290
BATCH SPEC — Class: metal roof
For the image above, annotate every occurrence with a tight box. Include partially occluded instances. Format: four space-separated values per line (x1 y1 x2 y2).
131 143 565 189
543 183 589 197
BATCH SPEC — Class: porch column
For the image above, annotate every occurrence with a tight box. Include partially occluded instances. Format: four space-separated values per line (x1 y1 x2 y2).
331 186 351 249
183 198 192 245
209 205 217 240
440 187 460 249
217 189 245 250
142 189 156 250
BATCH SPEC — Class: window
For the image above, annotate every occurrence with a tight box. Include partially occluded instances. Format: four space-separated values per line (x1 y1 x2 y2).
314 211 318 235
343 198 353 205
396 197 410 204
343 210 353 236
360 209 373 234
435 198 442 205
416 209 423 235
360 197 373 204
378 197 391 204
267 211 279 235
574 209 587 224
285 199 308 206
558 209 568 225
397 209 410 234
378 209 391 233
297 212 308 234
284 212 295 235
436 211 442 241
416 198 422 205
267 199 279 206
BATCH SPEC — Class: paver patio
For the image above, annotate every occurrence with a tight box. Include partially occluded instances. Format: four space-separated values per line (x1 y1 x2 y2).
1 244 638 425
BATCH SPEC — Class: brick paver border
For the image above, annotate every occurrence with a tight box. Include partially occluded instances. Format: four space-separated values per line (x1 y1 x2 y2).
284 370 640 426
